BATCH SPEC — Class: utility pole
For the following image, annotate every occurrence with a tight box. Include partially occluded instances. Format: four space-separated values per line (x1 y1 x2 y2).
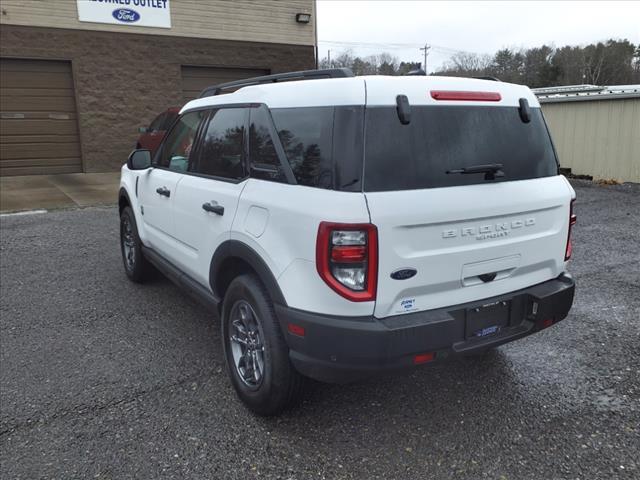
327 49 331 68
420 43 431 74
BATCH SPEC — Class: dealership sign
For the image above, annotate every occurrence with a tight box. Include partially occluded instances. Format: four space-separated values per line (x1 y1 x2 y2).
77 0 171 28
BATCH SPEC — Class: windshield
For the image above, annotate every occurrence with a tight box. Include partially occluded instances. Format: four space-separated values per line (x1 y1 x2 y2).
363 106 558 192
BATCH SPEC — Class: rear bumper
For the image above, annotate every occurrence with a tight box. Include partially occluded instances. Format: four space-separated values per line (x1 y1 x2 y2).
276 274 575 383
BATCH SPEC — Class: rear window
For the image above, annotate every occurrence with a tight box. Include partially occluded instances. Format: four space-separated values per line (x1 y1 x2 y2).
364 106 558 192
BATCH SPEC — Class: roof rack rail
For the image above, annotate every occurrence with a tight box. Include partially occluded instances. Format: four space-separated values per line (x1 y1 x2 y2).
198 68 355 98
473 76 500 82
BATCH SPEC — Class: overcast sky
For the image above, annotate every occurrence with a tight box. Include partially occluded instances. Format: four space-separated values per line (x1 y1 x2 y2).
316 1 640 72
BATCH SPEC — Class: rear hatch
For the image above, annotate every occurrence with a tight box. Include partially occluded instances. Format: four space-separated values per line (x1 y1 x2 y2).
363 77 574 318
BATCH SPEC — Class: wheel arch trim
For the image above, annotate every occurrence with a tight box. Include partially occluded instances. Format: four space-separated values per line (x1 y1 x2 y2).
118 187 132 213
210 240 287 307
119 185 148 242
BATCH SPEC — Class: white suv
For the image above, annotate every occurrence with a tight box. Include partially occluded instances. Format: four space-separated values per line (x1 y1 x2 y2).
119 68 576 415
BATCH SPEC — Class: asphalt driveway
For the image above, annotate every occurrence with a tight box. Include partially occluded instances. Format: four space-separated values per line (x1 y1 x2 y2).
1 181 638 479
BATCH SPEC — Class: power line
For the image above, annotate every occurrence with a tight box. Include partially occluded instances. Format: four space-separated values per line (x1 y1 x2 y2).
320 40 422 49
318 39 482 56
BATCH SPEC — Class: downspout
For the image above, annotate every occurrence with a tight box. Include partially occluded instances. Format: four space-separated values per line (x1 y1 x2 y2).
313 0 318 69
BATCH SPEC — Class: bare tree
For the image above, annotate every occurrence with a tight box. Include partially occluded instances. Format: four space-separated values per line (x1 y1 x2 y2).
318 50 401 75
437 52 492 77
320 39 638 86
582 43 606 84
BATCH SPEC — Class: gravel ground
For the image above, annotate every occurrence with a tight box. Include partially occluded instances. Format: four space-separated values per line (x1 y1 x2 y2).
1 180 638 479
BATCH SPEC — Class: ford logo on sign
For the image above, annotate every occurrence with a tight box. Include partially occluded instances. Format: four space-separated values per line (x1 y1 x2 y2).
112 8 140 23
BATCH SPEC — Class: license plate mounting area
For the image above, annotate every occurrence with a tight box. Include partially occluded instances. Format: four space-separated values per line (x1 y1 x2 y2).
466 300 510 339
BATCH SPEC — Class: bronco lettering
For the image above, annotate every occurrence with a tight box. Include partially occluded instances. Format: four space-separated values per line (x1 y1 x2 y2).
442 218 536 240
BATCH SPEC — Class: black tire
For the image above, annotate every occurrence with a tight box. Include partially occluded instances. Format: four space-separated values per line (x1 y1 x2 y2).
221 273 305 416
119 206 151 283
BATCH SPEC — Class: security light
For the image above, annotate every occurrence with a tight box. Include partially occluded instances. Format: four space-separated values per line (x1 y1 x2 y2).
296 13 311 24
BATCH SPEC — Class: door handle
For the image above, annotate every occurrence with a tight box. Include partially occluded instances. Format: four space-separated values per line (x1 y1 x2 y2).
156 186 170 197
202 201 224 216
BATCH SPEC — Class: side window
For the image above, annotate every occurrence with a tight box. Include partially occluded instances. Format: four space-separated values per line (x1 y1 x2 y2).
249 106 287 183
157 110 204 172
148 113 166 132
162 111 178 131
194 108 246 179
271 107 334 189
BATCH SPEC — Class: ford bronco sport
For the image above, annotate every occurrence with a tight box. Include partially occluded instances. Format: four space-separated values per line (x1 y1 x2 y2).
119 68 576 415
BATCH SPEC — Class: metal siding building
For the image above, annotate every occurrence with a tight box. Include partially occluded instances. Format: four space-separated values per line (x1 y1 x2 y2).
537 86 640 183
0 0 316 176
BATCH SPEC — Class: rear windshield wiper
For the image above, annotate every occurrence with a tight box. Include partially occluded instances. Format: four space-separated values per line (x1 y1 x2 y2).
446 163 505 180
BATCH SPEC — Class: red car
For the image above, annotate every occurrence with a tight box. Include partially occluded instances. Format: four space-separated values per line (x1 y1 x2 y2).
136 107 180 156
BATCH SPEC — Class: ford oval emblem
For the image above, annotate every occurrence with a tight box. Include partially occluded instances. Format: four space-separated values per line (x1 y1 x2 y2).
112 8 141 23
390 268 417 280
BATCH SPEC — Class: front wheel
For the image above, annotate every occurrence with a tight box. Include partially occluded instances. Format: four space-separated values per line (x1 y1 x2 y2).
222 274 304 416
119 206 151 283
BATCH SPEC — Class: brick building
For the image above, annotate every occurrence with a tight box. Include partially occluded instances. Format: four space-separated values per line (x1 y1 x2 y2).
0 0 316 176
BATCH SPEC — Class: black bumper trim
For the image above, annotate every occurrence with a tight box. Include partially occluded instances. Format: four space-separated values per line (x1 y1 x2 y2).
276 274 575 383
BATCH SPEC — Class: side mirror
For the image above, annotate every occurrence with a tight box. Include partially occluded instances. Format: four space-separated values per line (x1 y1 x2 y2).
138 126 148 133
127 149 152 170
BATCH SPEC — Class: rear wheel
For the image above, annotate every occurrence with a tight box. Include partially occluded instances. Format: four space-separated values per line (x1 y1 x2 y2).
222 274 304 416
119 206 151 283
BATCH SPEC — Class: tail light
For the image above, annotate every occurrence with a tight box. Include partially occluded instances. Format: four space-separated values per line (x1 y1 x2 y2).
316 222 378 302
565 199 577 261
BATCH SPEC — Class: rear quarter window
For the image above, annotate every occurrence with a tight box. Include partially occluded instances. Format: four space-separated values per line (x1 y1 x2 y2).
364 106 558 192
270 106 365 191
271 107 334 189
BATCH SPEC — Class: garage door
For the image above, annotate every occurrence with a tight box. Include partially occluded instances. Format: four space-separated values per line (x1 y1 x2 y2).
0 58 82 176
181 66 270 104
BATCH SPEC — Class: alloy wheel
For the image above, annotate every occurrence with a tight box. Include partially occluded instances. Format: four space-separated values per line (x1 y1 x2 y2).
122 216 136 270
229 300 266 390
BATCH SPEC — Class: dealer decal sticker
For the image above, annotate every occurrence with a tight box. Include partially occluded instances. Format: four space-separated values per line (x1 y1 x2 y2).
396 298 418 314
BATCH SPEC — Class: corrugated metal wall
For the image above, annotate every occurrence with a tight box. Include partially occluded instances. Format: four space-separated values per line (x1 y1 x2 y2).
541 98 640 183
